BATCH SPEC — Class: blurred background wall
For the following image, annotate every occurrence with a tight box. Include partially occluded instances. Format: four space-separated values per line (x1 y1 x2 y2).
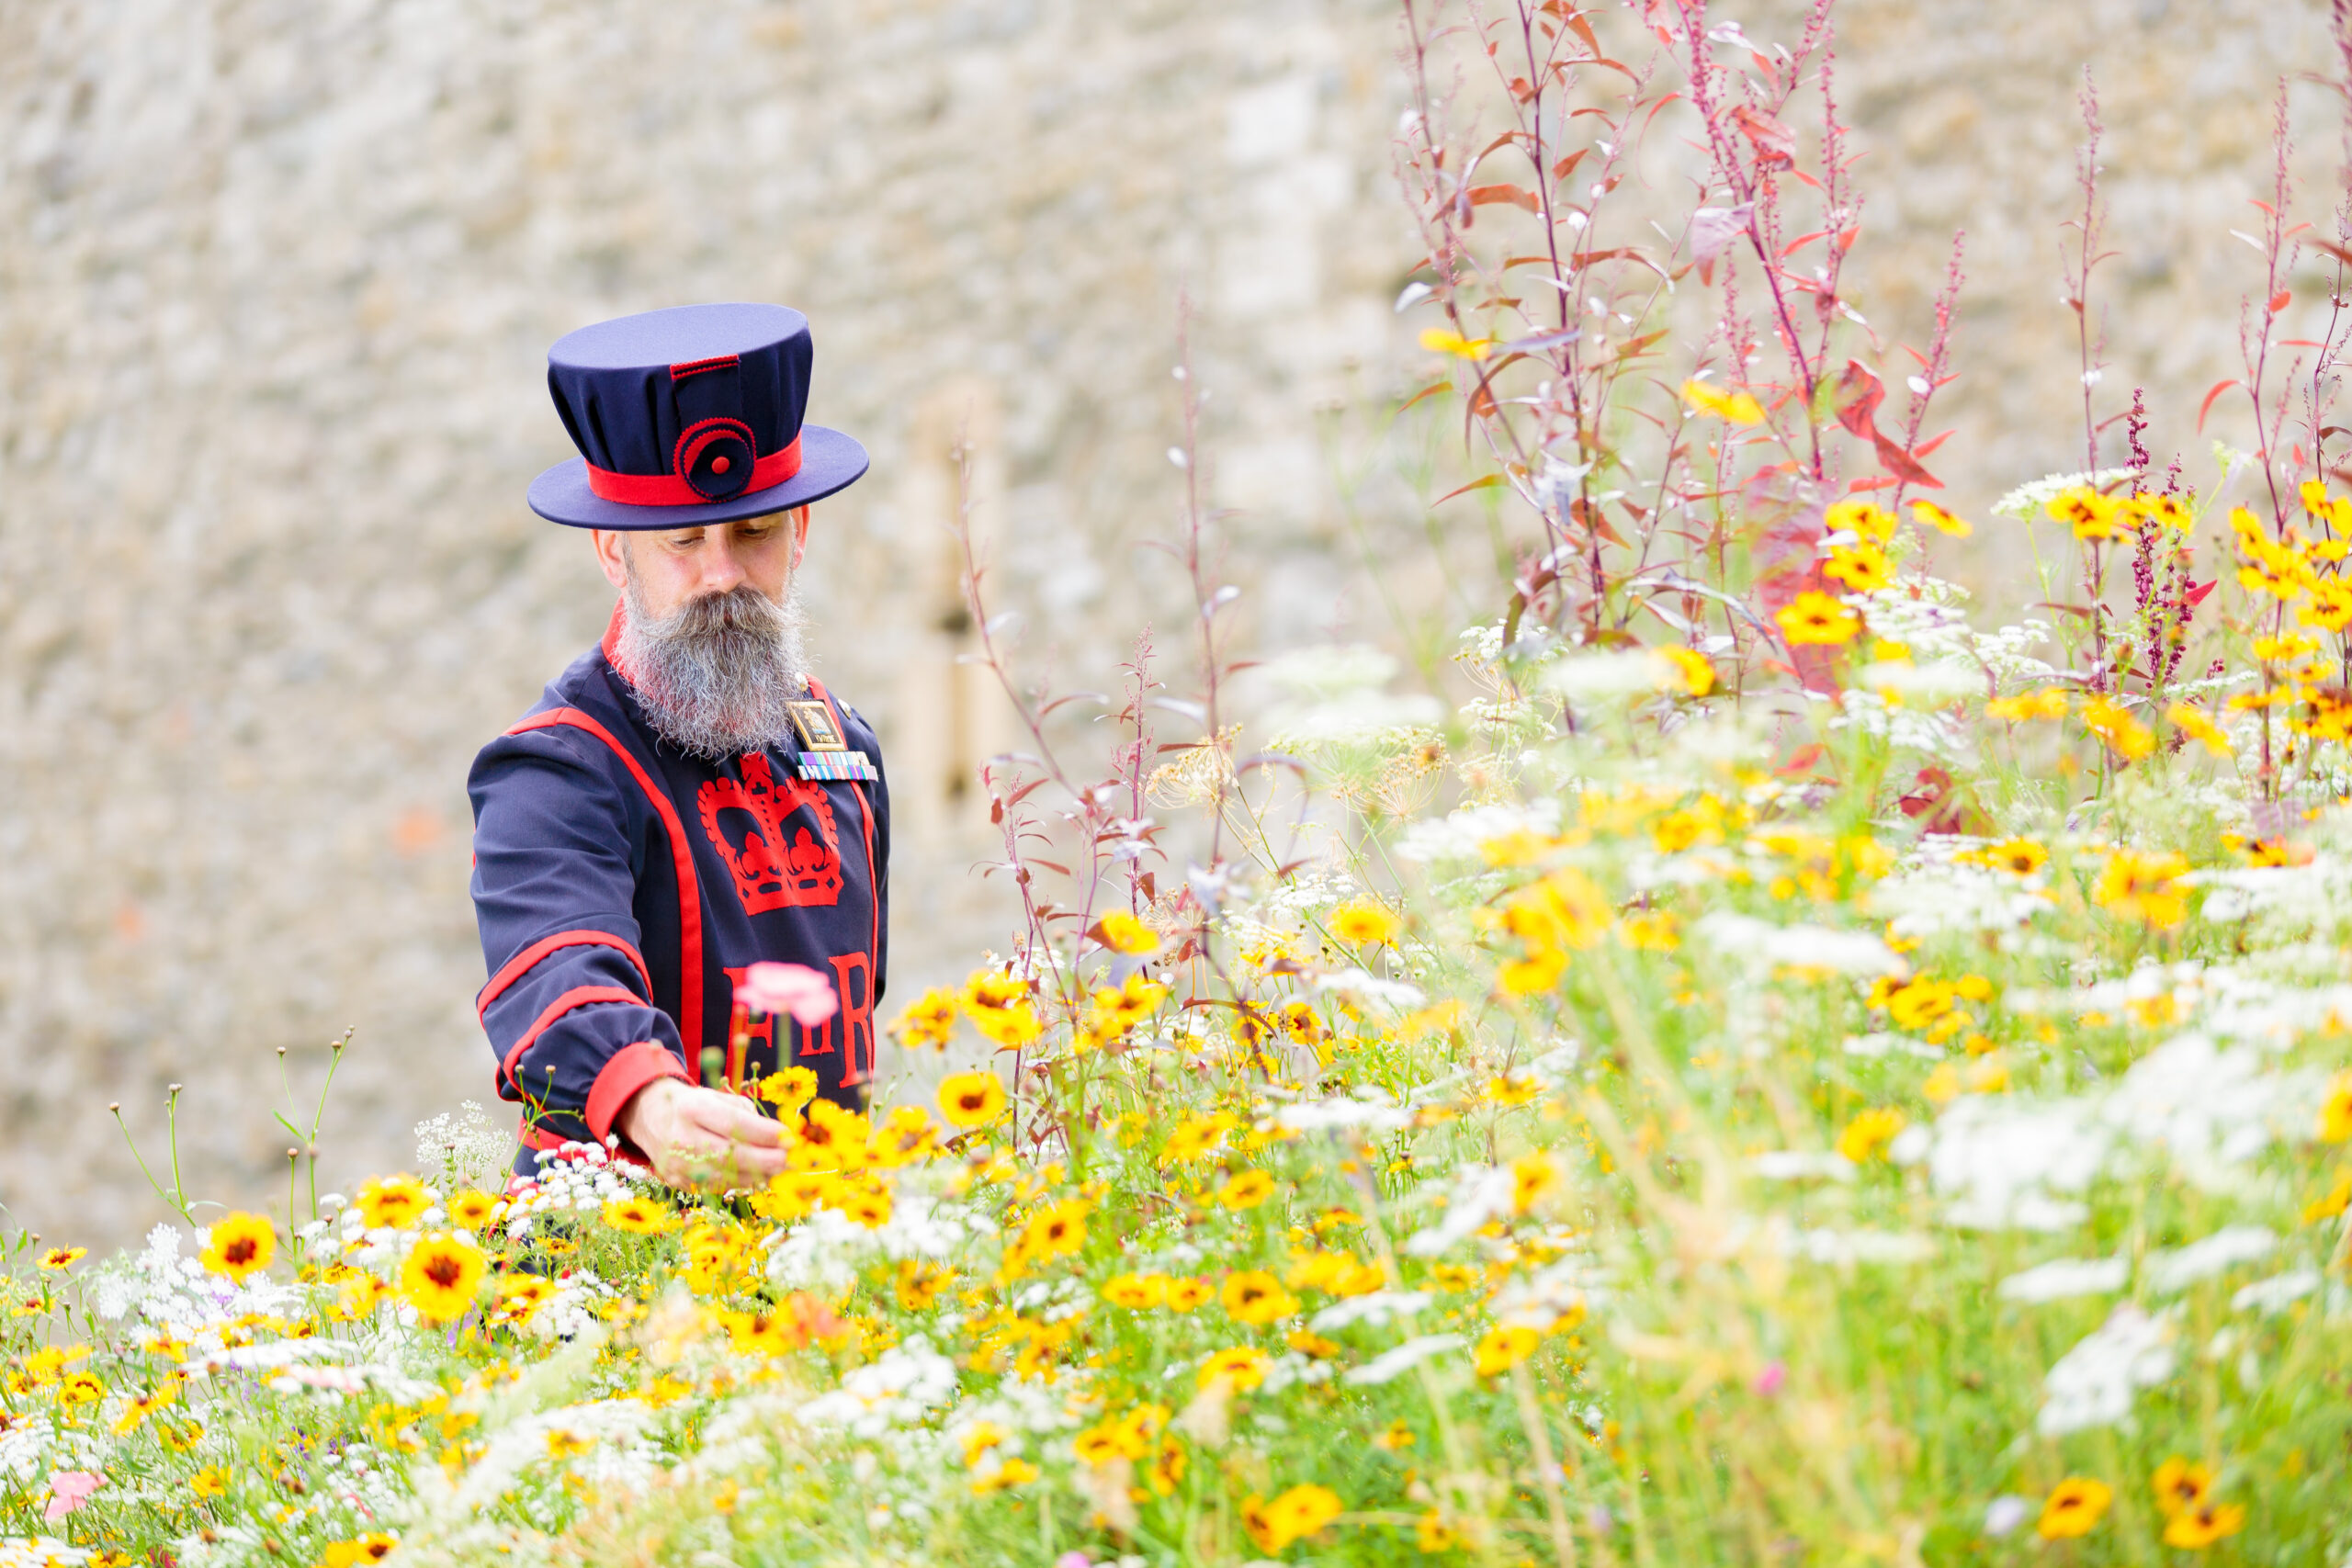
0 0 2335 1249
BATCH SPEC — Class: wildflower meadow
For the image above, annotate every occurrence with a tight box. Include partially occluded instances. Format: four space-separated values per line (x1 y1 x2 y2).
6 2 2352 1563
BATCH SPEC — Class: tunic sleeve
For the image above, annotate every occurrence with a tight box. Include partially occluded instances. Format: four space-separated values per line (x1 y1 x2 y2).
468 723 690 1149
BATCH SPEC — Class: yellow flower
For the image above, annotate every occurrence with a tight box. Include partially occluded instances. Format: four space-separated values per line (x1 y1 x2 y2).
1510 1153 1559 1213
1681 378 1764 423
545 1427 595 1460
602 1195 668 1234
1254 1483 1344 1551
446 1190 501 1231
2162 1500 2246 1549
1095 911 1161 955
2047 487 2122 540
1329 901 1401 945
1198 1346 1271 1390
1220 1270 1299 1325
1985 687 2068 722
1983 838 2048 875
491 1274 552 1327
1166 1278 1213 1312
1776 591 1862 647
867 1104 940 1168
2301 1170 2351 1223
1836 1107 1906 1165
199 1212 276 1283
1217 1170 1275 1211
755 1064 821 1111
37 1247 84 1271
399 1232 488 1324
2151 1457 2214 1518
2092 849 2190 929
2131 491 2194 530
111 1385 175 1435
1021 1198 1090 1258
1424 328 1494 362
961 1420 1008 1468
889 988 958 1051
355 1174 431 1231
2165 703 2233 757
1647 643 1715 698
190 1466 229 1499
1497 947 1566 996
1910 499 1973 536
2320 1070 2352 1144
960 968 1044 1047
55 1370 106 1405
840 1182 895 1230
970 1456 1040 1494
1474 1325 1541 1377
1416 1510 1459 1551
2036 1476 2112 1539
1822 543 1893 592
1160 1114 1234 1164
895 1259 953 1311
319 1536 399 1568
937 1071 1008 1129
1826 498 1899 544
2080 695 2155 761
1102 1271 1169 1309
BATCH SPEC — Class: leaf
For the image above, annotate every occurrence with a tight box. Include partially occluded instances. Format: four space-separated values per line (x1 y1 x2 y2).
1726 105 1797 170
1469 183 1541 211
1871 429 1941 489
1914 428 1957 457
1831 358 1883 439
1688 204 1753 286
1434 473 1509 506
2268 288 2294 315
2197 378 2241 433
1552 148 1587 181
1396 379 1452 415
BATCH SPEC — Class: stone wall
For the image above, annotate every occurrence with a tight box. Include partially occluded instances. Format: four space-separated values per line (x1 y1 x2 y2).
0 0 2335 1248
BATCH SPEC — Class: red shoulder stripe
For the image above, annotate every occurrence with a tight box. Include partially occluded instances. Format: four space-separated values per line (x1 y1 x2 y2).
498 985 645 1090
506 706 706 1055
478 929 652 1024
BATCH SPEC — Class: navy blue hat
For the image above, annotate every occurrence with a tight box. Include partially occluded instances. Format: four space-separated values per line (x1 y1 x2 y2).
526 303 869 530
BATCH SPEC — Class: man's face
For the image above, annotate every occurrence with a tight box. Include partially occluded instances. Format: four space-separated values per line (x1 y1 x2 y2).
592 508 812 614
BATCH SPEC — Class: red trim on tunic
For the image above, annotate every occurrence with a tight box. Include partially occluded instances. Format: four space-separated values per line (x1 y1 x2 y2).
806 677 881 1087
499 985 645 1090
477 929 651 1023
584 1040 693 1146
505 706 707 1060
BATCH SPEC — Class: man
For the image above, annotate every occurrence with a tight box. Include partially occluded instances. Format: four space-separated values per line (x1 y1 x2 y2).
468 303 888 1190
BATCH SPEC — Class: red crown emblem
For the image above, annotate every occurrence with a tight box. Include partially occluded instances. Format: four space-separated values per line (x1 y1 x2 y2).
696 753 843 912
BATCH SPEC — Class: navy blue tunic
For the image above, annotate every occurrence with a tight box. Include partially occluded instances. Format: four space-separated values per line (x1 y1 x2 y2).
467 611 888 1156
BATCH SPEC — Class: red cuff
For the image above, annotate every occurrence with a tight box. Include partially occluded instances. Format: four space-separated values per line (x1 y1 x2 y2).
584 1041 691 1146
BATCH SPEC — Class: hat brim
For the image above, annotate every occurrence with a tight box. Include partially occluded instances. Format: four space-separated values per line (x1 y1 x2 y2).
526 423 869 529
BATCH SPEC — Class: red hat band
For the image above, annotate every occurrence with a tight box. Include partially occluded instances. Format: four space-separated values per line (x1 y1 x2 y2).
585 425 803 508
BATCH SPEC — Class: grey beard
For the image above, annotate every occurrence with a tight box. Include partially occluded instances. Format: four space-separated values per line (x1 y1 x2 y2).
613 566 810 761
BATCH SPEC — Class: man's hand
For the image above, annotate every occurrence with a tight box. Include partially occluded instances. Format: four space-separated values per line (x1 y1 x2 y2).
614 1077 787 1192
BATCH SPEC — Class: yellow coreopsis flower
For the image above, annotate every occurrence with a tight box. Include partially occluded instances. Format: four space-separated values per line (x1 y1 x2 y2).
937 1070 1008 1129
1681 378 1765 423
2319 1070 2352 1144
1910 498 1973 536
1422 327 1493 361
2037 1477 2112 1539
2092 849 2190 929
1250 1483 1343 1551
1822 543 1893 592
354 1174 431 1231
1328 901 1402 945
2151 1457 2215 1518
1776 591 1861 647
1985 687 2068 722
889 988 958 1051
1197 1345 1271 1390
199 1212 276 1284
1220 1270 1299 1325
1474 1325 1541 1377
1836 1107 1906 1165
2080 695 2155 761
1651 644 1715 696
2047 487 2122 540
399 1232 487 1324
2166 703 2233 757
2162 1500 2246 1549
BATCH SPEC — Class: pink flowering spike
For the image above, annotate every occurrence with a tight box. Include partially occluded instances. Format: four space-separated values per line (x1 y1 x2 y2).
1751 1360 1787 1397
44 1469 103 1520
735 961 839 1027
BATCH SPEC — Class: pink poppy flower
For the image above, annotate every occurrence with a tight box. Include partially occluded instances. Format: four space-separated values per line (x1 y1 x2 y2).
44 1469 103 1520
734 962 839 1027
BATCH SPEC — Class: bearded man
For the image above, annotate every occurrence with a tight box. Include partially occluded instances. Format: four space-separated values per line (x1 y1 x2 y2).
468 303 887 1190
